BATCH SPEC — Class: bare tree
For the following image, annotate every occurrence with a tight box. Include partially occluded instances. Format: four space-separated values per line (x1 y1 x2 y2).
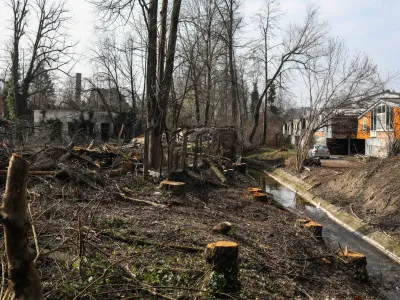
149 0 182 169
216 0 243 134
248 5 328 144
90 35 127 114
253 0 283 145
8 0 74 119
295 37 385 171
91 0 183 169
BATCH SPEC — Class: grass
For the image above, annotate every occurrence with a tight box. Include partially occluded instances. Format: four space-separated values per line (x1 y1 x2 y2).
245 147 296 162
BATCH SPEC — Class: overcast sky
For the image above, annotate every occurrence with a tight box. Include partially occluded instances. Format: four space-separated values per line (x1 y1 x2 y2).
1 0 399 93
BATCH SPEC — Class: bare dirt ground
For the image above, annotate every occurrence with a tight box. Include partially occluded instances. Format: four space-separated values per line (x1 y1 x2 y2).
288 155 400 240
0 149 384 299
320 156 361 168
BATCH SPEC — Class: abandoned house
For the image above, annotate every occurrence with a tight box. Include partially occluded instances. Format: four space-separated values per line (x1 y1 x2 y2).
283 91 400 155
33 73 132 143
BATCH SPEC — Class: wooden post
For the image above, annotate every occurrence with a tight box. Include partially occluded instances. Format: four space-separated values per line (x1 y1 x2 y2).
0 154 43 299
143 127 151 180
204 241 240 295
182 128 188 170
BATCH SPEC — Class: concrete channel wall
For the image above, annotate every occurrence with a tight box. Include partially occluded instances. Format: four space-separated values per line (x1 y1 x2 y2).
268 168 400 264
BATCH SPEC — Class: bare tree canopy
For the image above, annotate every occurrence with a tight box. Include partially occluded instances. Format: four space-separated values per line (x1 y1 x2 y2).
8 0 75 118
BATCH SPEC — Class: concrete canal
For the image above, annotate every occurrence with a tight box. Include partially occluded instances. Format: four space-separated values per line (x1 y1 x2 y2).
249 169 400 299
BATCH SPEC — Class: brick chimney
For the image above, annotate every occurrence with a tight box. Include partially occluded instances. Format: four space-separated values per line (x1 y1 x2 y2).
75 73 82 105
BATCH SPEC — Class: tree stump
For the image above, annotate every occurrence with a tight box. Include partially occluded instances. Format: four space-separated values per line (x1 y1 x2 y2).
252 192 268 202
0 154 43 299
297 217 323 237
204 241 240 296
304 220 323 237
224 168 235 178
159 180 186 195
338 246 367 267
338 246 368 282
247 187 263 194
234 163 247 174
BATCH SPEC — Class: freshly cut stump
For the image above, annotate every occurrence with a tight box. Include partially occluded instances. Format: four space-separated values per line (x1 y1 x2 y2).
338 246 368 282
304 220 323 237
297 217 323 237
338 246 367 267
204 241 240 296
159 180 186 195
252 192 268 202
247 187 262 194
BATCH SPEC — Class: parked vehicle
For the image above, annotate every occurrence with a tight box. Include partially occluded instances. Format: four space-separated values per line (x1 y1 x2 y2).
308 145 330 158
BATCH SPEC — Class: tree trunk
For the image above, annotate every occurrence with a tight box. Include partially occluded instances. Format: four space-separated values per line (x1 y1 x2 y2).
158 0 168 83
143 127 151 180
153 0 182 169
146 0 160 169
262 98 267 144
193 69 201 125
228 26 238 127
182 128 188 169
204 241 240 295
249 61 284 144
262 45 268 145
0 154 43 300
204 35 212 126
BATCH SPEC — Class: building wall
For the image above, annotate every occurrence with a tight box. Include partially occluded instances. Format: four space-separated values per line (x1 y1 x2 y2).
358 107 400 157
394 107 400 139
313 131 326 146
365 132 389 157
357 112 371 139
34 109 122 142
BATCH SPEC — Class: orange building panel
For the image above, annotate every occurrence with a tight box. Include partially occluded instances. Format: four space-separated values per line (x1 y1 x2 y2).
357 112 371 139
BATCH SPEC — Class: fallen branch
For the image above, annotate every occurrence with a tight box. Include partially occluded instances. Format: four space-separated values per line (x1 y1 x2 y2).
188 152 231 162
114 192 166 208
349 204 361 220
0 170 56 176
101 230 203 253
122 265 177 300
205 159 227 184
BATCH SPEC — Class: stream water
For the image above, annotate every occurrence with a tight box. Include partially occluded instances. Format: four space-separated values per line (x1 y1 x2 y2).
248 169 400 299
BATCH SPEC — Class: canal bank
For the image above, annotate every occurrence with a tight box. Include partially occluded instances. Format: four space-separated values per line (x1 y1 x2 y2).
249 169 400 299
268 168 400 264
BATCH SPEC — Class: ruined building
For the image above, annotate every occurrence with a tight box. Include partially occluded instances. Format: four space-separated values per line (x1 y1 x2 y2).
33 73 132 143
